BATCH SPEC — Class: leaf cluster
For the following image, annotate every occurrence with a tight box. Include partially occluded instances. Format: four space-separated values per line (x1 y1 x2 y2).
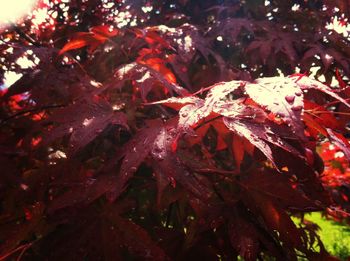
1 0 350 260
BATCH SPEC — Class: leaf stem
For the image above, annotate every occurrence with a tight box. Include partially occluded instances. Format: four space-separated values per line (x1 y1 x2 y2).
193 115 222 131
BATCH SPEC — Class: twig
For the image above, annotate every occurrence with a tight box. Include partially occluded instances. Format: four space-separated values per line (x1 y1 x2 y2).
12 24 41 47
194 168 239 176
1 104 65 124
0 242 34 261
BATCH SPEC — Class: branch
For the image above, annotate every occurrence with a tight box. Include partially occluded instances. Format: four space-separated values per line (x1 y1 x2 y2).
1 104 65 124
11 24 41 47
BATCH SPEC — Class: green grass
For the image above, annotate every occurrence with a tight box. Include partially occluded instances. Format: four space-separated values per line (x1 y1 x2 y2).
301 212 350 260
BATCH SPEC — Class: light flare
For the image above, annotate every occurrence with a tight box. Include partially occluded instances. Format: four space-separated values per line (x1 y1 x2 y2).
0 0 37 25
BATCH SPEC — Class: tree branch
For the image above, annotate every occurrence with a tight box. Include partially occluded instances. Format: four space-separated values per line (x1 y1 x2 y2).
12 24 41 47
1 104 65 124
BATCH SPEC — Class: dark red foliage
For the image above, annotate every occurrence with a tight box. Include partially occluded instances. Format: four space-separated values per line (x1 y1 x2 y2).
1 0 350 260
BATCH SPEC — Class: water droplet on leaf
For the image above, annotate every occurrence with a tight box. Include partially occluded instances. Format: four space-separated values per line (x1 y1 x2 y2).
295 91 302 96
181 112 188 117
291 105 302 111
169 177 176 188
285 95 295 104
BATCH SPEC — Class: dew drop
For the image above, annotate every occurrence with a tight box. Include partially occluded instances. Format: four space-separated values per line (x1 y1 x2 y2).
295 91 302 96
284 118 291 124
291 105 302 111
20 183 29 191
285 95 295 104
181 112 188 117
169 177 176 188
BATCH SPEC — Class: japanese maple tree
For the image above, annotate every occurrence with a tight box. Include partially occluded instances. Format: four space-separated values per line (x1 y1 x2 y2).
1 0 350 260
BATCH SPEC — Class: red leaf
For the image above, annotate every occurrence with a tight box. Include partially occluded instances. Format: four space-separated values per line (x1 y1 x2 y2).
41 99 128 154
177 81 242 130
224 118 275 167
244 76 305 139
240 171 320 210
232 134 245 167
150 119 213 201
292 76 350 109
113 63 189 100
216 134 227 150
147 96 201 111
139 57 177 83
228 216 260 261
243 137 255 156
59 33 100 55
250 196 303 252
304 100 340 130
224 118 304 169
104 206 167 261
48 175 118 212
59 25 118 55
90 25 118 38
327 129 350 160
303 113 328 137
108 119 165 199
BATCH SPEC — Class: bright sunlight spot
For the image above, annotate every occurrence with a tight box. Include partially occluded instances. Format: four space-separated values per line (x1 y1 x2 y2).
0 0 37 25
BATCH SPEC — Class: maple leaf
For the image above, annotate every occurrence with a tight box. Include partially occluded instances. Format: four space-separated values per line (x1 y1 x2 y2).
104 118 212 203
326 129 350 160
246 28 299 67
304 100 340 130
244 76 305 139
156 78 308 167
2 69 41 99
238 171 323 256
148 96 202 110
291 75 350 108
177 81 243 130
246 39 272 65
2 1 350 260
2 65 96 105
40 98 128 154
223 118 304 168
110 62 189 100
228 215 260 261
133 27 174 50
103 119 165 201
302 44 349 73
240 171 320 210
210 18 253 43
48 175 119 212
150 120 213 201
232 134 246 167
103 204 167 261
59 25 118 55
46 203 167 260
